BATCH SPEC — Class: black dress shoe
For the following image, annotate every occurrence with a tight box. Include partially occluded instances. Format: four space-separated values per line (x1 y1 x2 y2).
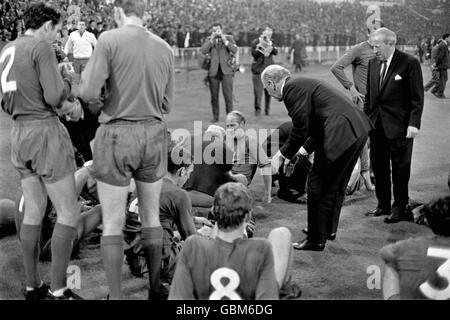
293 239 325 251
365 208 390 217
302 228 336 240
384 212 414 224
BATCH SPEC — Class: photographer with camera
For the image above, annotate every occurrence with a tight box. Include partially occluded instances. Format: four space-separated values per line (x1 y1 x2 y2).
251 27 278 116
201 23 238 123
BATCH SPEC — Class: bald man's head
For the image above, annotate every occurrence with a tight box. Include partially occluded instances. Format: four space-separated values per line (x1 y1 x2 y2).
371 27 397 61
261 65 291 101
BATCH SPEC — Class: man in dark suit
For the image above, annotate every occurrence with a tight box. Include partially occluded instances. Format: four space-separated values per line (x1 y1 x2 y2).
251 27 278 116
364 28 424 223
432 33 449 98
201 23 238 122
262 65 373 251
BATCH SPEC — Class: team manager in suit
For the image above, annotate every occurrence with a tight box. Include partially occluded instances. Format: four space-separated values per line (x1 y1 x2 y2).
201 22 238 122
364 28 424 223
262 65 373 251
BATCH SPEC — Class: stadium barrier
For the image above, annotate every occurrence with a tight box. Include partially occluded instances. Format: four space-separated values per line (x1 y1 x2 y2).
174 45 416 74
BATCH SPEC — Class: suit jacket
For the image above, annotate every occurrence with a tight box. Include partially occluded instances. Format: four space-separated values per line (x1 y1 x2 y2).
364 50 424 139
434 40 449 70
250 37 278 74
183 138 234 197
200 35 237 76
280 77 373 164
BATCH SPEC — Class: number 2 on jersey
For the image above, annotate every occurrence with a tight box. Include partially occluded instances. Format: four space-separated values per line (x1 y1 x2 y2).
419 247 450 300
0 46 17 93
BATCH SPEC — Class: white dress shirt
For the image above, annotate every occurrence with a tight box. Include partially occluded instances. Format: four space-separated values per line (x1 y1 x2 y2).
380 49 395 80
64 30 97 59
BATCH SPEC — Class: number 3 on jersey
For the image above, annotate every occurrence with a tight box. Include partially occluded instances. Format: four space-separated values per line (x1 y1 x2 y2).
419 247 450 300
0 46 17 93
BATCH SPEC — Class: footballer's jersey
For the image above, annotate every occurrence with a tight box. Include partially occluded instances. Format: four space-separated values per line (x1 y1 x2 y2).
78 24 174 124
169 235 279 300
124 178 197 249
381 235 450 300
0 35 70 120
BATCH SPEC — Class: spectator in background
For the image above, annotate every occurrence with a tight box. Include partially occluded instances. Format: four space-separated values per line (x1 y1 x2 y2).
251 27 278 117
424 39 443 95
289 34 307 73
96 21 104 38
431 33 449 99
58 25 69 49
87 19 99 38
201 22 237 123
64 20 97 81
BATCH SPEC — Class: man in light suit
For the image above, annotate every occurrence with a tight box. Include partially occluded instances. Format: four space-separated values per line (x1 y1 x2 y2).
201 23 238 122
364 28 424 223
262 65 373 251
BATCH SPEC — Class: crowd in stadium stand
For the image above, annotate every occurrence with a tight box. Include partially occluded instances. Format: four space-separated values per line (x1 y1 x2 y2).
1 0 449 48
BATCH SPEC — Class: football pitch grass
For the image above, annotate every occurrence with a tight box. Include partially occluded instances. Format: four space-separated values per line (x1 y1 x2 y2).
0 63 449 299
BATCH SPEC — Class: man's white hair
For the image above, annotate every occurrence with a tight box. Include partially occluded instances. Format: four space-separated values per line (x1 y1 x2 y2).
372 27 397 45
261 65 290 84
206 124 226 140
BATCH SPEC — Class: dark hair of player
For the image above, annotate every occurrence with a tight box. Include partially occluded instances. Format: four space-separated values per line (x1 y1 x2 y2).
23 3 61 31
442 33 450 40
423 196 450 236
114 0 147 18
212 182 253 231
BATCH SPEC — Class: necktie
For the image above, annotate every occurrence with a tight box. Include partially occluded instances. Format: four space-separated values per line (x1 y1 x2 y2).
379 60 387 88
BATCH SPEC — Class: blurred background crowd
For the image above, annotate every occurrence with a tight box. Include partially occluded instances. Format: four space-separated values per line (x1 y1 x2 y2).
1 0 449 48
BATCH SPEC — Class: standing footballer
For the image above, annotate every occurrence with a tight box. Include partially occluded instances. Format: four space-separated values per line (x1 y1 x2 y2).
76 0 174 300
0 3 82 300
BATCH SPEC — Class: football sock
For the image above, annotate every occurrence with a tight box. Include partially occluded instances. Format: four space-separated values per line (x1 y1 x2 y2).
20 224 42 289
101 235 124 300
141 227 163 295
50 223 77 292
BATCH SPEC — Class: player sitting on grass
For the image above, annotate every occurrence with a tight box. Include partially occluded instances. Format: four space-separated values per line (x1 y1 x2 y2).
169 182 300 300
381 196 450 300
17 140 214 298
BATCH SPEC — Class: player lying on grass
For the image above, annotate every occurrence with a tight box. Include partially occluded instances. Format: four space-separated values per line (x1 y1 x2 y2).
169 182 301 300
381 196 450 300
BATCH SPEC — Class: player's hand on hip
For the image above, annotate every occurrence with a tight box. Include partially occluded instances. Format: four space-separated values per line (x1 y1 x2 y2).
349 85 364 104
406 126 419 139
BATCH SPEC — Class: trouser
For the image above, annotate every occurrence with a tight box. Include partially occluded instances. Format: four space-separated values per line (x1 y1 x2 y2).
424 69 440 92
434 69 448 96
209 68 233 121
306 135 367 244
370 122 414 213
252 73 271 114
73 58 89 75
